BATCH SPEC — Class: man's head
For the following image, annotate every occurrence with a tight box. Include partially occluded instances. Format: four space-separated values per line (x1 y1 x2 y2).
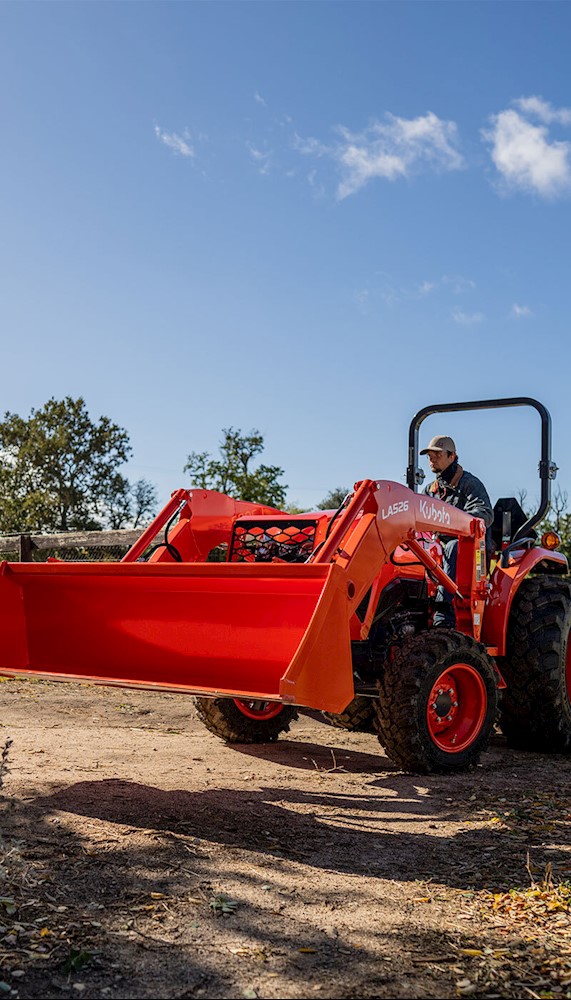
420 435 457 474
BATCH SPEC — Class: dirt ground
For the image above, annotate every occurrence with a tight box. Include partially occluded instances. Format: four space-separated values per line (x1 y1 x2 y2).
1 678 570 1000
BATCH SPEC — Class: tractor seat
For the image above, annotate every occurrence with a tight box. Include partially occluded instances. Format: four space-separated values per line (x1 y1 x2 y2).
491 497 535 552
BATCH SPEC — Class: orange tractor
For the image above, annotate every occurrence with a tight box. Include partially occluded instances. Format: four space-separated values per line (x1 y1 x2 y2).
1 397 569 773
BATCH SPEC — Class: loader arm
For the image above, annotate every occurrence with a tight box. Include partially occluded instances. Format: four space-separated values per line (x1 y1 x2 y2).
312 478 487 631
278 479 487 709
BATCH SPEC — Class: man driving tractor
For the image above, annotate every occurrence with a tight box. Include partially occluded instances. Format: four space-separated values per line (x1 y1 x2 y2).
421 434 493 627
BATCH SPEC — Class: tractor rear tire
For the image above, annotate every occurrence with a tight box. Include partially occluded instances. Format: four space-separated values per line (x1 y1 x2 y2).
375 630 498 773
498 576 571 753
323 696 377 732
193 697 298 744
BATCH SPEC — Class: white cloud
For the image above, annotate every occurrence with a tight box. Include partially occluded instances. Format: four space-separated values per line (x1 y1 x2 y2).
452 309 484 325
350 269 477 317
293 133 331 157
511 303 532 318
296 112 463 199
354 288 370 313
442 275 476 294
376 271 406 306
307 169 326 198
254 92 267 107
154 126 194 158
247 143 272 175
418 274 475 296
513 96 571 126
483 100 571 198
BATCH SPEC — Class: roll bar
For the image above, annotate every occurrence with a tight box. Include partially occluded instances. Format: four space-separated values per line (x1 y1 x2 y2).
407 397 557 543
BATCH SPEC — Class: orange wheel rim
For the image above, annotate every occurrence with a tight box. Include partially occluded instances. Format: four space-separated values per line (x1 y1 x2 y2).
426 664 487 753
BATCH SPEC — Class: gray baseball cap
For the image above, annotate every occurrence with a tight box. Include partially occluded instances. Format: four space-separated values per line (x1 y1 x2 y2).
420 435 457 455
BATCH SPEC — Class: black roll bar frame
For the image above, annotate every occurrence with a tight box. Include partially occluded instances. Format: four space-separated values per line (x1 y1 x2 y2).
407 397 557 544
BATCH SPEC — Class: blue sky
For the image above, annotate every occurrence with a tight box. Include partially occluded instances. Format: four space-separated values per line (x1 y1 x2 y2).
1 2 571 516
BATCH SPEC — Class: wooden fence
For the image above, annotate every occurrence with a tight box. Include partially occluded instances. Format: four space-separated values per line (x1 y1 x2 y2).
0 529 141 562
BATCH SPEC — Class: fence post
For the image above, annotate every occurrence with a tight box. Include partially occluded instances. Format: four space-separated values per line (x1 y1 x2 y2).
18 535 34 562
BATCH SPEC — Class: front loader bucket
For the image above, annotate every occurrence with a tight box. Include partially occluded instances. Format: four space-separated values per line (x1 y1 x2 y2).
0 561 355 713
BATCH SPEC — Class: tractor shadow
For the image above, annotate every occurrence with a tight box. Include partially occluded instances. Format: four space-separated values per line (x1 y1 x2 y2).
20 739 571 894
3 741 571 998
231 738 391 772
0 791 522 1000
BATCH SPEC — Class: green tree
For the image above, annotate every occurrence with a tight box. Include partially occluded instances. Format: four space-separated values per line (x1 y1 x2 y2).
317 487 350 510
100 474 158 530
0 397 157 532
184 428 287 508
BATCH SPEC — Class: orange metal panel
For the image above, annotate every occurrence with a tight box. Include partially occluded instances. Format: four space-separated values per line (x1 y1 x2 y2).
280 564 355 713
0 561 358 710
0 565 29 668
482 547 568 654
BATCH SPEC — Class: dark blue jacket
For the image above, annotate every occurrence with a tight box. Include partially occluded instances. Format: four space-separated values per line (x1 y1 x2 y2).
424 467 494 551
424 468 493 527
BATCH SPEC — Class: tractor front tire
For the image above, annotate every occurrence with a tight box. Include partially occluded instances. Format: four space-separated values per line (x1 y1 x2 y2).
323 696 377 732
193 697 298 744
499 576 571 753
375 630 498 773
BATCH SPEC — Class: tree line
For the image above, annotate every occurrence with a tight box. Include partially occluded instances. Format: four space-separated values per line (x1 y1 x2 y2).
0 396 349 534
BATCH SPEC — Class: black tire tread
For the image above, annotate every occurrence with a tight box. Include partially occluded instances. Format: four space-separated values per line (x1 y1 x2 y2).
499 575 571 752
193 697 298 744
324 696 377 732
375 630 498 774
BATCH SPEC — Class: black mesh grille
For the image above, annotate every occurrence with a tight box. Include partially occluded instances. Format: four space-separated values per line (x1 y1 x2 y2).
230 520 318 563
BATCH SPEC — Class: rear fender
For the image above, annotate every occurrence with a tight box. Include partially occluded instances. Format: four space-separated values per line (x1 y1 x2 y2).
482 548 568 654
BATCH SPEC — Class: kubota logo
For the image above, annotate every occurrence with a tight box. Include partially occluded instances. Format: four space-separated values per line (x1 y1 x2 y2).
381 500 409 519
419 498 451 526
